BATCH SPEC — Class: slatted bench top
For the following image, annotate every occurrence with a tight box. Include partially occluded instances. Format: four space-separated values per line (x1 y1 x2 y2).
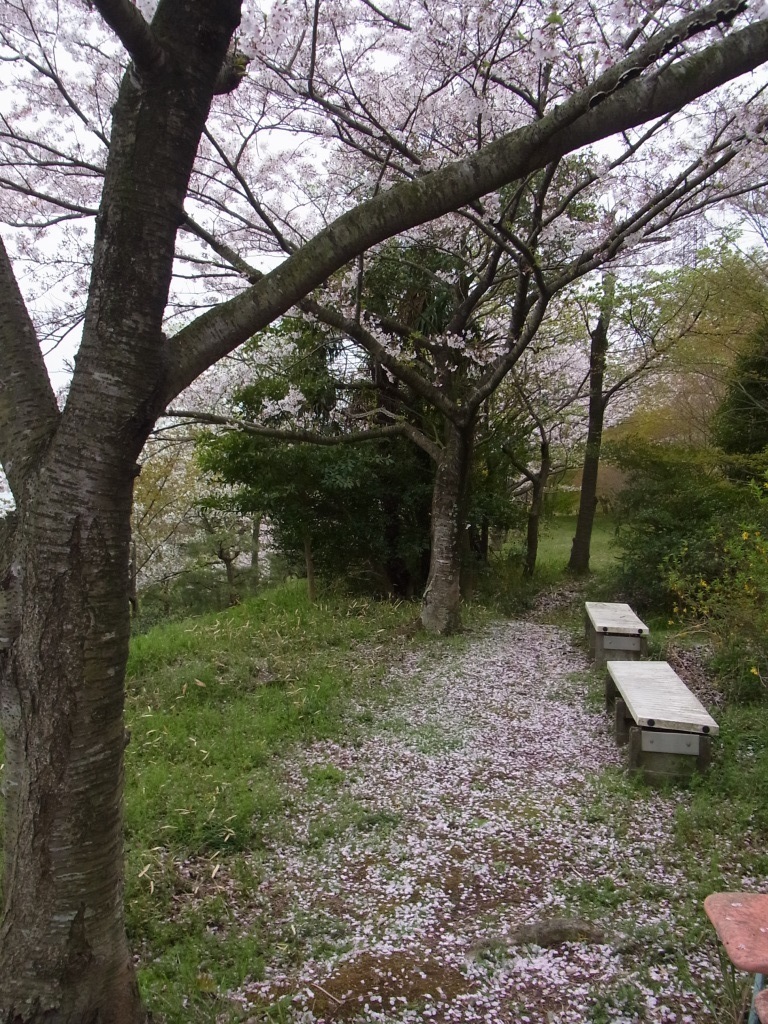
585 601 649 636
607 660 719 736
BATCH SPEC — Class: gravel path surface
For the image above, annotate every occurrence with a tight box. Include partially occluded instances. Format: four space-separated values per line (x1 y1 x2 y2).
230 620 740 1023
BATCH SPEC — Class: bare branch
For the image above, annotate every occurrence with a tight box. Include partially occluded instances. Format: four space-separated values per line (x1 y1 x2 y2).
166 407 441 460
357 0 412 31
90 0 167 74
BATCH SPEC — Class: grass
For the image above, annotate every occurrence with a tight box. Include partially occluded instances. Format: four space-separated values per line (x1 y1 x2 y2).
536 513 620 575
122 581 427 1019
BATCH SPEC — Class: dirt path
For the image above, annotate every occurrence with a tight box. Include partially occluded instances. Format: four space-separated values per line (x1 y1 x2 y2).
231 620 732 1023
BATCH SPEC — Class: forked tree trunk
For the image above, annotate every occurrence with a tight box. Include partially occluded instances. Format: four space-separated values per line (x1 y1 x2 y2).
0 444 144 1023
223 552 240 606
420 420 474 634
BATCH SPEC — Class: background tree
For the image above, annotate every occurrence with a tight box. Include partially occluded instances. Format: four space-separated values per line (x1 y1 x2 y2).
566 268 707 572
2 1 768 1019
618 248 768 444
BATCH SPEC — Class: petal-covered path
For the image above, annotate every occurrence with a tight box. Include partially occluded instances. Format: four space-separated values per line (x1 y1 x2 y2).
230 620 746 1023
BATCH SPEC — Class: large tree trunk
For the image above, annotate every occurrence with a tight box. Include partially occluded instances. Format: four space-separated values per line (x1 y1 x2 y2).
568 275 615 575
420 420 474 634
0 444 144 1022
0 3 241 1018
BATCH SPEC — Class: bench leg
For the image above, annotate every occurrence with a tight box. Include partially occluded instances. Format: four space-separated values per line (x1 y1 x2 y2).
748 973 765 1024
593 633 607 667
628 726 642 770
615 698 631 745
605 673 619 713
697 734 713 774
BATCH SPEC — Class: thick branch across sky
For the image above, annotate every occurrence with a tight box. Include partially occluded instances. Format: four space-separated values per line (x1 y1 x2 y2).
166 6 768 403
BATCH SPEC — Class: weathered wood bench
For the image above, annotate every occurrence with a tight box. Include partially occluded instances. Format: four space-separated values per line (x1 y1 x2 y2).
605 660 718 783
704 892 768 1024
585 601 649 668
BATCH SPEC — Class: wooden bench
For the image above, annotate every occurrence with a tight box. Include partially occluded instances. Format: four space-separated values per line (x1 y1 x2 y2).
704 893 768 1024
585 601 649 667
605 660 718 783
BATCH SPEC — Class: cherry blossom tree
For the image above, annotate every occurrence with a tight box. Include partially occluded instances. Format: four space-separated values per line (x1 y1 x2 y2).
182 140 768 632
2 0 768 1019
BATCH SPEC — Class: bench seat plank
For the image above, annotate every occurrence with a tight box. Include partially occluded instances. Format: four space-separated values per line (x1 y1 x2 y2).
607 661 719 736
585 601 649 636
704 892 768 974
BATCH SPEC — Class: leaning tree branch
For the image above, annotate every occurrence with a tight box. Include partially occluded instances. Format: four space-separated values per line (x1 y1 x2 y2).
298 295 461 424
0 235 59 498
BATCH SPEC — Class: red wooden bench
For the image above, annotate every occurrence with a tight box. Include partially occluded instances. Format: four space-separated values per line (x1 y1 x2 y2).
704 892 768 1024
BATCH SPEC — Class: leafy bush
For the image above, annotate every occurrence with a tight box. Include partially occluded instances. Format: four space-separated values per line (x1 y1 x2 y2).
665 519 768 701
610 439 747 609
611 438 768 701
133 566 262 633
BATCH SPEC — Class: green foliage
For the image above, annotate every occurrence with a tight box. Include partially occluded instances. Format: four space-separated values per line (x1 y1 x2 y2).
665 517 768 701
712 320 768 467
611 438 768 701
197 312 434 597
199 431 433 596
610 439 752 608
133 566 262 633
360 242 466 343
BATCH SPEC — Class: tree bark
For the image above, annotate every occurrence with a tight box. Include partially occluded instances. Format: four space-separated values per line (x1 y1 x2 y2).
0 442 144 1023
0 2 241 1019
569 275 614 575
524 440 551 578
218 546 240 606
420 420 474 634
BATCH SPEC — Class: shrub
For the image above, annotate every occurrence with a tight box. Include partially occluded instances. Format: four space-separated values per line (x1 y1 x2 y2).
611 438 768 702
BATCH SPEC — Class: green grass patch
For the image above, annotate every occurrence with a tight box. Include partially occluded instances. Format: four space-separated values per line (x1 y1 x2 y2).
536 514 619 575
122 581 420 1021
